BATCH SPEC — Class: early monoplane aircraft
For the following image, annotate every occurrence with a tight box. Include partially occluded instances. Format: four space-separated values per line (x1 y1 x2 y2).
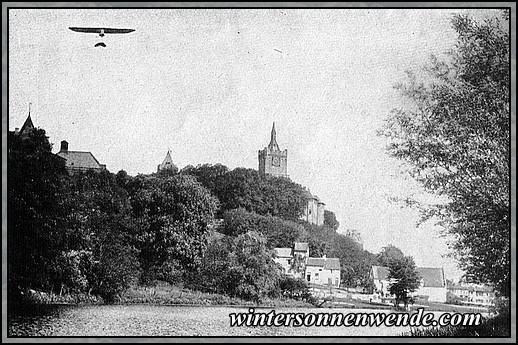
69 27 135 47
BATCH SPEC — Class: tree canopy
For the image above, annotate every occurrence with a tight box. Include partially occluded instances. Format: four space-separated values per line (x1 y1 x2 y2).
382 12 510 297
182 166 308 221
388 255 422 308
8 129 68 292
220 208 305 248
127 173 219 283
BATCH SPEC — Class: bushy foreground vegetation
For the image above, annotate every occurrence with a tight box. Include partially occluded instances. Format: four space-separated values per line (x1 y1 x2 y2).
406 309 510 337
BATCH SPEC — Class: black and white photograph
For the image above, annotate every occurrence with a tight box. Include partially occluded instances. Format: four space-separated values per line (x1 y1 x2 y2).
3 3 514 339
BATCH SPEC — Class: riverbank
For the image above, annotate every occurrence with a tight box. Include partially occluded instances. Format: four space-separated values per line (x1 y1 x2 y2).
118 284 315 308
9 283 315 312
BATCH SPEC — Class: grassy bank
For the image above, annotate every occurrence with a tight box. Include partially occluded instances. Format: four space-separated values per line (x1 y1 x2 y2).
119 284 314 308
10 288 103 306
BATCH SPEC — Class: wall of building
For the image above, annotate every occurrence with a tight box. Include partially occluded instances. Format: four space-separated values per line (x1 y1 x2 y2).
301 199 325 225
274 257 292 275
258 149 288 178
414 286 447 303
305 266 340 287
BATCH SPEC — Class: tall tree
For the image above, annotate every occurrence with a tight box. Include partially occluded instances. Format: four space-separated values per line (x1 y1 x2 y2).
129 174 218 283
63 170 140 302
388 256 422 309
8 128 68 297
377 245 405 267
381 12 510 297
323 210 340 231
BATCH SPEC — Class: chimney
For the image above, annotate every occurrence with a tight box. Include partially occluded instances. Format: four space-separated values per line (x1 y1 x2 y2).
60 140 69 152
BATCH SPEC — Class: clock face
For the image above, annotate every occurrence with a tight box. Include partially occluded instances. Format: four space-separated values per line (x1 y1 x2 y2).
272 157 280 167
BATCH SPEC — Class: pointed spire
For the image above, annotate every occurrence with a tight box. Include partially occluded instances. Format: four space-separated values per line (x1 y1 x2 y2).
268 122 280 151
158 149 177 172
18 103 35 135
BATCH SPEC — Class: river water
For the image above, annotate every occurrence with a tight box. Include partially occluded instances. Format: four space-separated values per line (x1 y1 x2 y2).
8 304 436 337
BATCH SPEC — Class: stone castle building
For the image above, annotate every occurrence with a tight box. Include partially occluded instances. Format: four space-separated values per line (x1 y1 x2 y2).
302 189 326 226
258 122 325 225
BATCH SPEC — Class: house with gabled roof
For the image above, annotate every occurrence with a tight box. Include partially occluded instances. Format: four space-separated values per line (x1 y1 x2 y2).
293 242 309 261
370 265 447 302
305 255 341 287
57 140 106 172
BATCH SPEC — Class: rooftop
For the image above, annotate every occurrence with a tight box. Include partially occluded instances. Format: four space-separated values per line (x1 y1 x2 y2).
307 257 340 270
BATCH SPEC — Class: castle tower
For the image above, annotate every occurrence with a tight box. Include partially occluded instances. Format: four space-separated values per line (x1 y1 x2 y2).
258 122 288 178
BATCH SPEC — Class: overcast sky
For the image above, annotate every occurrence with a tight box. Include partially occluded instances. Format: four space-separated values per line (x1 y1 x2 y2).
9 8 502 281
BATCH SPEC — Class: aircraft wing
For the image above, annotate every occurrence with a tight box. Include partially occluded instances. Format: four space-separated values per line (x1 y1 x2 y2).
69 27 135 34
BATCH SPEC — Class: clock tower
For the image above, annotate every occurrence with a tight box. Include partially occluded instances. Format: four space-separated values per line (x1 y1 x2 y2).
258 122 288 178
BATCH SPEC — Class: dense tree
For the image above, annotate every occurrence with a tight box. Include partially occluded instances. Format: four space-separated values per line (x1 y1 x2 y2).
221 208 304 248
184 166 307 221
8 128 68 298
381 12 510 296
388 256 422 310
181 163 229 201
62 170 140 301
277 275 316 303
377 245 406 267
224 231 282 302
195 231 282 302
129 174 218 283
323 210 340 231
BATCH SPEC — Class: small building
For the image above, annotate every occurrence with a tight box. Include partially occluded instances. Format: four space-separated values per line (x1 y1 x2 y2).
415 267 447 303
293 242 310 262
157 150 178 173
305 256 341 287
56 140 106 172
273 248 294 276
448 283 496 306
370 265 447 302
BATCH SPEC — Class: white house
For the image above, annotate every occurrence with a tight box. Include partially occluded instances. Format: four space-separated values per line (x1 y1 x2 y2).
305 256 341 287
370 266 447 303
448 283 496 306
